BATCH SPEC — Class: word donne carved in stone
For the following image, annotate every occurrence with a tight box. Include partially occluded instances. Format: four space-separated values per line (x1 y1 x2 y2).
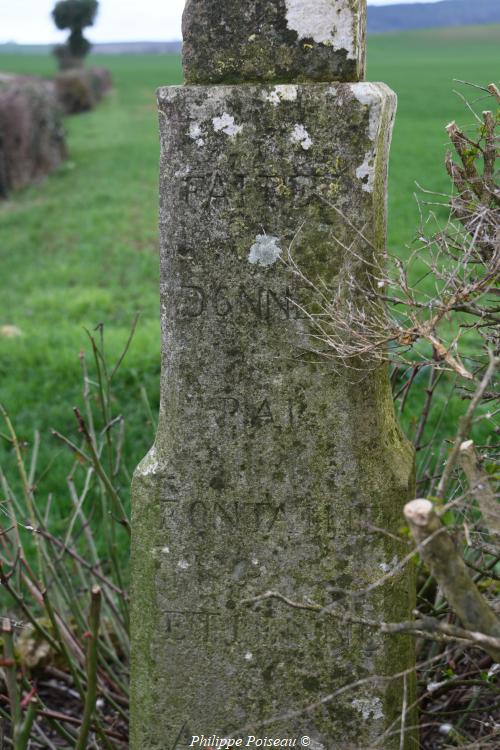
175 284 310 321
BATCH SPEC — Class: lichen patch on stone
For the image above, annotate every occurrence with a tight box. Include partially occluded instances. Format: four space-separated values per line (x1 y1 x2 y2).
264 85 298 106
188 121 205 147
351 697 384 721
352 83 383 141
248 235 282 267
139 446 159 476
290 123 313 150
285 0 356 59
212 112 243 137
307 741 326 750
174 165 191 179
356 153 375 193
379 554 399 573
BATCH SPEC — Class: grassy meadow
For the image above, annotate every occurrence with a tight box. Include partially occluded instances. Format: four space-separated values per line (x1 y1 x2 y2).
0 25 498 516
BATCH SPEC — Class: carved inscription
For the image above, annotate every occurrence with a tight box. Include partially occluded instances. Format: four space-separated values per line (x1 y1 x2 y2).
162 608 353 649
201 395 300 428
176 284 309 321
180 169 343 209
188 500 285 534
163 499 357 538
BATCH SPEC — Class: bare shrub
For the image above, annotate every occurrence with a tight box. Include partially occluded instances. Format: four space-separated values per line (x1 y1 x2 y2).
54 67 112 115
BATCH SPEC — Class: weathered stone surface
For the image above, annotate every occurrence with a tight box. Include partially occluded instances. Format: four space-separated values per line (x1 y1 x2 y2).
0 74 66 196
131 82 416 749
182 0 366 84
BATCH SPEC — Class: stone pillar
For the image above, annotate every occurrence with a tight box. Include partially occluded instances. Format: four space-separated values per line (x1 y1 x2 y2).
131 2 416 749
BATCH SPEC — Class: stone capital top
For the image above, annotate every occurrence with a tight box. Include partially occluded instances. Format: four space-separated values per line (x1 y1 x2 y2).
182 0 366 84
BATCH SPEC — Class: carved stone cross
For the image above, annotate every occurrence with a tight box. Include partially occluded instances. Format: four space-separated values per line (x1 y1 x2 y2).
131 3 416 749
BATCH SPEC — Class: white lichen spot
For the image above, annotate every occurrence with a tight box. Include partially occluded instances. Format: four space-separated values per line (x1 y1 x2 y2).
351 697 384 722
244 651 253 661
162 546 170 554
352 83 382 141
290 123 313 150
212 112 243 137
177 559 190 570
327 85 338 97
174 165 191 178
356 154 375 193
264 84 298 106
188 121 205 147
379 554 399 573
248 235 282 267
285 0 357 59
251 557 259 566
140 447 159 476
307 741 326 750
144 460 158 475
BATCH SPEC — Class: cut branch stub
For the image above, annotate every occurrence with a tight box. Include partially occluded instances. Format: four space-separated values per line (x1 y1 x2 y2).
459 439 500 537
182 0 366 83
404 498 500 661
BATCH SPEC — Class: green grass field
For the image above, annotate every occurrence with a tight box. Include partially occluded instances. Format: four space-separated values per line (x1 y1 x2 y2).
0 26 498 508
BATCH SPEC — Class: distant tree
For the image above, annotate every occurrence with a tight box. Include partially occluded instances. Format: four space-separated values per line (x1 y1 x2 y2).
52 0 99 69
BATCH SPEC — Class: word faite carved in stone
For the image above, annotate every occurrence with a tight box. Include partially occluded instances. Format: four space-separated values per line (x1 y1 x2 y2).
182 0 366 83
131 2 416 750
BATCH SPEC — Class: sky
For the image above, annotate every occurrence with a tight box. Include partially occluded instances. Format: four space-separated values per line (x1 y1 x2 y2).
1 0 446 44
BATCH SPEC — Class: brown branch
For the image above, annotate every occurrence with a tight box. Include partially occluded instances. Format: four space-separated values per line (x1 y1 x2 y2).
459 439 499 536
404 498 500 660
436 352 498 499
240 590 500 654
